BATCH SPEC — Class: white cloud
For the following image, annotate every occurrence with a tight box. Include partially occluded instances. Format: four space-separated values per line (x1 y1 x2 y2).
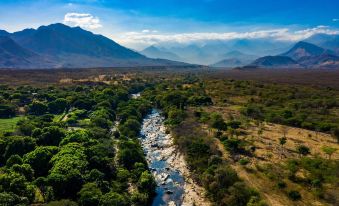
142 29 158 33
116 26 339 46
63 13 102 29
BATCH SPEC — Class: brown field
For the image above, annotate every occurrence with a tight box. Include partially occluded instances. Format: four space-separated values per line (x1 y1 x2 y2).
202 68 339 89
1 68 339 89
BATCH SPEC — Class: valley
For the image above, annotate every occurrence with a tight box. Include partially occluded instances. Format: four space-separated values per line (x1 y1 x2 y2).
0 68 338 206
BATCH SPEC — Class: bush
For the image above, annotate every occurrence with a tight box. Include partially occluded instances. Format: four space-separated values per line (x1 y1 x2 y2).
239 158 250 165
288 190 301 201
46 199 78 206
277 181 286 189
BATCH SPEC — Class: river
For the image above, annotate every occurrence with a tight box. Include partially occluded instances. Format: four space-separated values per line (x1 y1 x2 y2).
140 110 185 206
140 109 210 206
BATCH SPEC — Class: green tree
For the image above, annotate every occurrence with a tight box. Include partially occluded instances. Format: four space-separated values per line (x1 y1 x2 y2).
331 127 339 144
99 192 129 206
29 101 48 116
0 105 16 118
322 146 337 159
210 113 227 131
137 171 156 192
34 126 66 146
78 183 102 206
48 98 68 114
279 137 287 159
1 136 36 162
23 146 59 177
119 119 141 137
6 154 23 167
46 199 79 206
296 145 310 157
118 141 145 169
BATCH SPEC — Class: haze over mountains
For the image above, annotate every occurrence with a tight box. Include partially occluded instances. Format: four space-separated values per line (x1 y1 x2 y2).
0 23 187 68
141 39 292 66
140 34 339 68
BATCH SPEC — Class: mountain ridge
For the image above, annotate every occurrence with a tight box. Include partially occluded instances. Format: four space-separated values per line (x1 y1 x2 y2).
0 23 189 68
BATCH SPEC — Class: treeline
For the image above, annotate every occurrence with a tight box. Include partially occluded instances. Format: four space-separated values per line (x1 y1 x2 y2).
0 82 155 206
142 76 266 206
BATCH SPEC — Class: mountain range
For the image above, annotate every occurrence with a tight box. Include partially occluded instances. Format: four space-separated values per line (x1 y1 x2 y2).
1 23 339 69
0 23 187 68
143 39 293 65
248 41 339 69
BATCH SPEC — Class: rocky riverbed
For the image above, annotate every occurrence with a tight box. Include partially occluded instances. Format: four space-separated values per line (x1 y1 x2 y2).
140 110 210 206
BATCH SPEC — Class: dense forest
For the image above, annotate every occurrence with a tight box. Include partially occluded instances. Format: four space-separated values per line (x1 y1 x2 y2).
0 80 157 205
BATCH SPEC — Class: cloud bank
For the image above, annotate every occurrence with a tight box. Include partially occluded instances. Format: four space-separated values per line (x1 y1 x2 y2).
63 13 102 29
116 26 339 47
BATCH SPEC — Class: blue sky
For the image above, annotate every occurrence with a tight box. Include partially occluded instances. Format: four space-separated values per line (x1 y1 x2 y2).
1 0 339 49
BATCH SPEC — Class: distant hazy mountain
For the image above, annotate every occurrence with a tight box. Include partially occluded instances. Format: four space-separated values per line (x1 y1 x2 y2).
157 39 291 65
211 58 244 68
165 44 208 64
249 56 300 68
210 51 257 68
0 23 188 68
140 46 182 61
221 51 257 60
305 34 339 55
248 41 339 69
281 41 333 60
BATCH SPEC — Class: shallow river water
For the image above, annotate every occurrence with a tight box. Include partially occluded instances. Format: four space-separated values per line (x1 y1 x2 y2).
140 110 185 206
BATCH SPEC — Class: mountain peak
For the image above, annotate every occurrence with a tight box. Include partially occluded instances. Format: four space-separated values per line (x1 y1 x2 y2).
143 45 160 52
40 23 71 30
0 30 9 37
141 45 182 61
281 41 328 60
293 41 321 49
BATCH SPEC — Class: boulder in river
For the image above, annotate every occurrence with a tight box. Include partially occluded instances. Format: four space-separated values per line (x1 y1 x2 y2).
166 190 174 194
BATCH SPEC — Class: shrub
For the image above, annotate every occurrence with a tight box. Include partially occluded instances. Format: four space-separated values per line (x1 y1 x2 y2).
239 158 250 165
277 181 286 189
288 190 301 201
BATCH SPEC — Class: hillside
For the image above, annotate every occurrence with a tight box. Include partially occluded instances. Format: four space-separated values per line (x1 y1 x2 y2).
0 36 55 68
